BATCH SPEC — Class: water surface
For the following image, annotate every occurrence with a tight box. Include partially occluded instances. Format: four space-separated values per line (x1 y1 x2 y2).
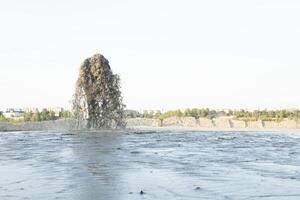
0 130 300 200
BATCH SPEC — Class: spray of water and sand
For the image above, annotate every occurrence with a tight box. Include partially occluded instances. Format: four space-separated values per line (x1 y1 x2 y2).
72 54 126 129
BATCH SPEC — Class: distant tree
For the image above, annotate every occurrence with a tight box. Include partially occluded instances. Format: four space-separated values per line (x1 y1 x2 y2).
39 109 57 121
60 110 71 118
24 112 34 122
0 112 7 122
32 112 41 122
227 110 233 116
161 109 183 119
126 112 135 118
49 111 56 120
136 108 300 122
154 111 162 119
40 109 49 121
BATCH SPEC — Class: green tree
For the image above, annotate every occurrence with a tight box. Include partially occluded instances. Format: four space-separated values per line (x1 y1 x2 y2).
32 112 41 122
0 112 7 122
24 112 34 122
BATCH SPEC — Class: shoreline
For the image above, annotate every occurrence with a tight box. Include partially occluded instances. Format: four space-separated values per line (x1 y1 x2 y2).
126 117 300 132
1 117 300 133
127 125 300 134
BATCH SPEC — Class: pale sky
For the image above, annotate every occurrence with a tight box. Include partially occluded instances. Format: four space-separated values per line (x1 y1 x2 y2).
1 0 300 110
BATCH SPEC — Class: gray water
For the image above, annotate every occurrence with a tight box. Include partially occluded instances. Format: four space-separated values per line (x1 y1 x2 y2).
0 130 300 200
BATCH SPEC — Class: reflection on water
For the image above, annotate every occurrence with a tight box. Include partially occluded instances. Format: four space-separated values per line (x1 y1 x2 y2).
0 130 300 200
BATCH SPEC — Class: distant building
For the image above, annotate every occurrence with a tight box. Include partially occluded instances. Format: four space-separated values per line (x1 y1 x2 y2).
3 108 24 119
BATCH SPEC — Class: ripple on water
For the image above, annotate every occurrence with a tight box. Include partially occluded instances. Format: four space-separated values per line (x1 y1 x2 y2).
0 130 300 200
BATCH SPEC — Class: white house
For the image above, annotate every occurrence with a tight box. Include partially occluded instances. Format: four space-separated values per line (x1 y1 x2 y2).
3 108 24 119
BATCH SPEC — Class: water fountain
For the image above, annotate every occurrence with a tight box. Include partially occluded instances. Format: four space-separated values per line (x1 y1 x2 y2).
73 54 126 129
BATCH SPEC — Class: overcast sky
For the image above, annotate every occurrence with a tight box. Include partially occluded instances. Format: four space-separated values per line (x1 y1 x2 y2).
0 0 300 110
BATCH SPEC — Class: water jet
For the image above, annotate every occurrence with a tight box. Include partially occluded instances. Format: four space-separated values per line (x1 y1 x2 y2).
73 54 126 129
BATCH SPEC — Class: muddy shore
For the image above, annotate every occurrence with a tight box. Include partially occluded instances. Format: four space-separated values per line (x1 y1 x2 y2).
1 117 300 132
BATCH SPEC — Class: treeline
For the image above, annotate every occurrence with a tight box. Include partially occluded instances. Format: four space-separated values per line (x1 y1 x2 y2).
2 108 300 123
128 109 219 119
23 110 72 122
0 110 72 123
232 109 300 121
0 112 5 121
127 109 300 121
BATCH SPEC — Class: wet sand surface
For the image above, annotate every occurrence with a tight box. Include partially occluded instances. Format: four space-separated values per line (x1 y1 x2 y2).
0 130 300 200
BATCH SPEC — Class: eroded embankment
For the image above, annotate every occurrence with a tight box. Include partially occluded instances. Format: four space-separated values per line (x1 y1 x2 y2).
1 117 300 131
126 117 300 130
